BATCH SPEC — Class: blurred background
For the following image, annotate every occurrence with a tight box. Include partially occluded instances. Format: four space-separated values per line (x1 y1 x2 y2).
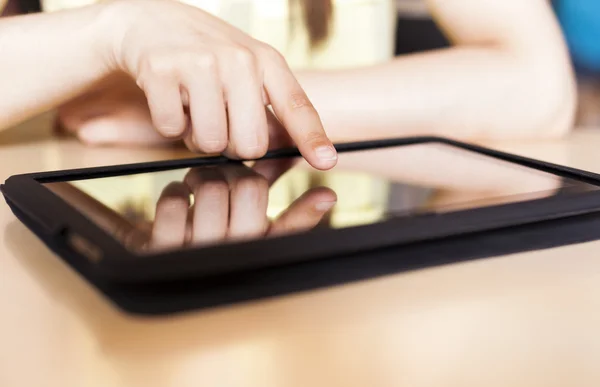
3 0 600 126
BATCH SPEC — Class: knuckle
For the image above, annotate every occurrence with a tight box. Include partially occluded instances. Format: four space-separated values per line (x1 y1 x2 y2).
231 46 256 68
259 44 286 66
302 131 326 147
142 54 177 78
289 91 313 110
187 51 218 71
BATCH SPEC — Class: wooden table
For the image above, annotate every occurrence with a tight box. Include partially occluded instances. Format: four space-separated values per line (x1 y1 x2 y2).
2 117 600 387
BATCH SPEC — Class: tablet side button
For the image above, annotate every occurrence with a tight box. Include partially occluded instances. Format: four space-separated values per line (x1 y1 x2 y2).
64 231 104 264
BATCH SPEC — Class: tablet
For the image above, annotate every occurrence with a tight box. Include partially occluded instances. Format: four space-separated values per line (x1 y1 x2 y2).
4 136 600 283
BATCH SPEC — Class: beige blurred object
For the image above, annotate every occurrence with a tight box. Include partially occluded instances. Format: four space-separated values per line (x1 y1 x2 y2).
4 122 600 386
40 0 395 69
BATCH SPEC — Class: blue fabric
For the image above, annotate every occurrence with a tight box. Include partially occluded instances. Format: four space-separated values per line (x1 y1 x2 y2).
555 0 600 72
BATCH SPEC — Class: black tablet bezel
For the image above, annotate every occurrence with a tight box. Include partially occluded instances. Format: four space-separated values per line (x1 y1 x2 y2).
4 136 600 284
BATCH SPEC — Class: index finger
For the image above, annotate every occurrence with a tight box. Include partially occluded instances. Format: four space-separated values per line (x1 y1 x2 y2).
263 55 337 170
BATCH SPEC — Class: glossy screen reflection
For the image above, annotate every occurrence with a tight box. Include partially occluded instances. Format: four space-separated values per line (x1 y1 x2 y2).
45 143 599 253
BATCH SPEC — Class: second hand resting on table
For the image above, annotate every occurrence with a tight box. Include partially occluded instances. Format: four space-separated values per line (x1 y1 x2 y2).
0 0 577 166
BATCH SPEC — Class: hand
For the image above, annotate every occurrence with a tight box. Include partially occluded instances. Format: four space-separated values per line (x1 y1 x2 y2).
56 73 299 152
78 0 337 169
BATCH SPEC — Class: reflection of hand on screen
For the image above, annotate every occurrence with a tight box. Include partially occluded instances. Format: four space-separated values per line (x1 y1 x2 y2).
148 163 337 251
47 161 337 253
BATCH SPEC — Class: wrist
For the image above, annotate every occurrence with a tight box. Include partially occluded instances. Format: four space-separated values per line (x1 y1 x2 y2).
89 0 133 74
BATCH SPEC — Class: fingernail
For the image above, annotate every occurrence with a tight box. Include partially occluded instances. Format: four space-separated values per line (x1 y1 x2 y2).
315 146 337 161
314 201 336 212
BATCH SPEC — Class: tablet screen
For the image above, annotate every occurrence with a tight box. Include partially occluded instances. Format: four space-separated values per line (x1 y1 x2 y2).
44 142 599 253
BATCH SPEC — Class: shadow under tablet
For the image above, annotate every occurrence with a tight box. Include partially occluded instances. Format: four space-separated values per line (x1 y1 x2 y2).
8 199 600 316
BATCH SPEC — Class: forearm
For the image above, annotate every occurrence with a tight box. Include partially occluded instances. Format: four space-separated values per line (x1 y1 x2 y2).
299 46 576 142
300 0 576 143
0 5 112 130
